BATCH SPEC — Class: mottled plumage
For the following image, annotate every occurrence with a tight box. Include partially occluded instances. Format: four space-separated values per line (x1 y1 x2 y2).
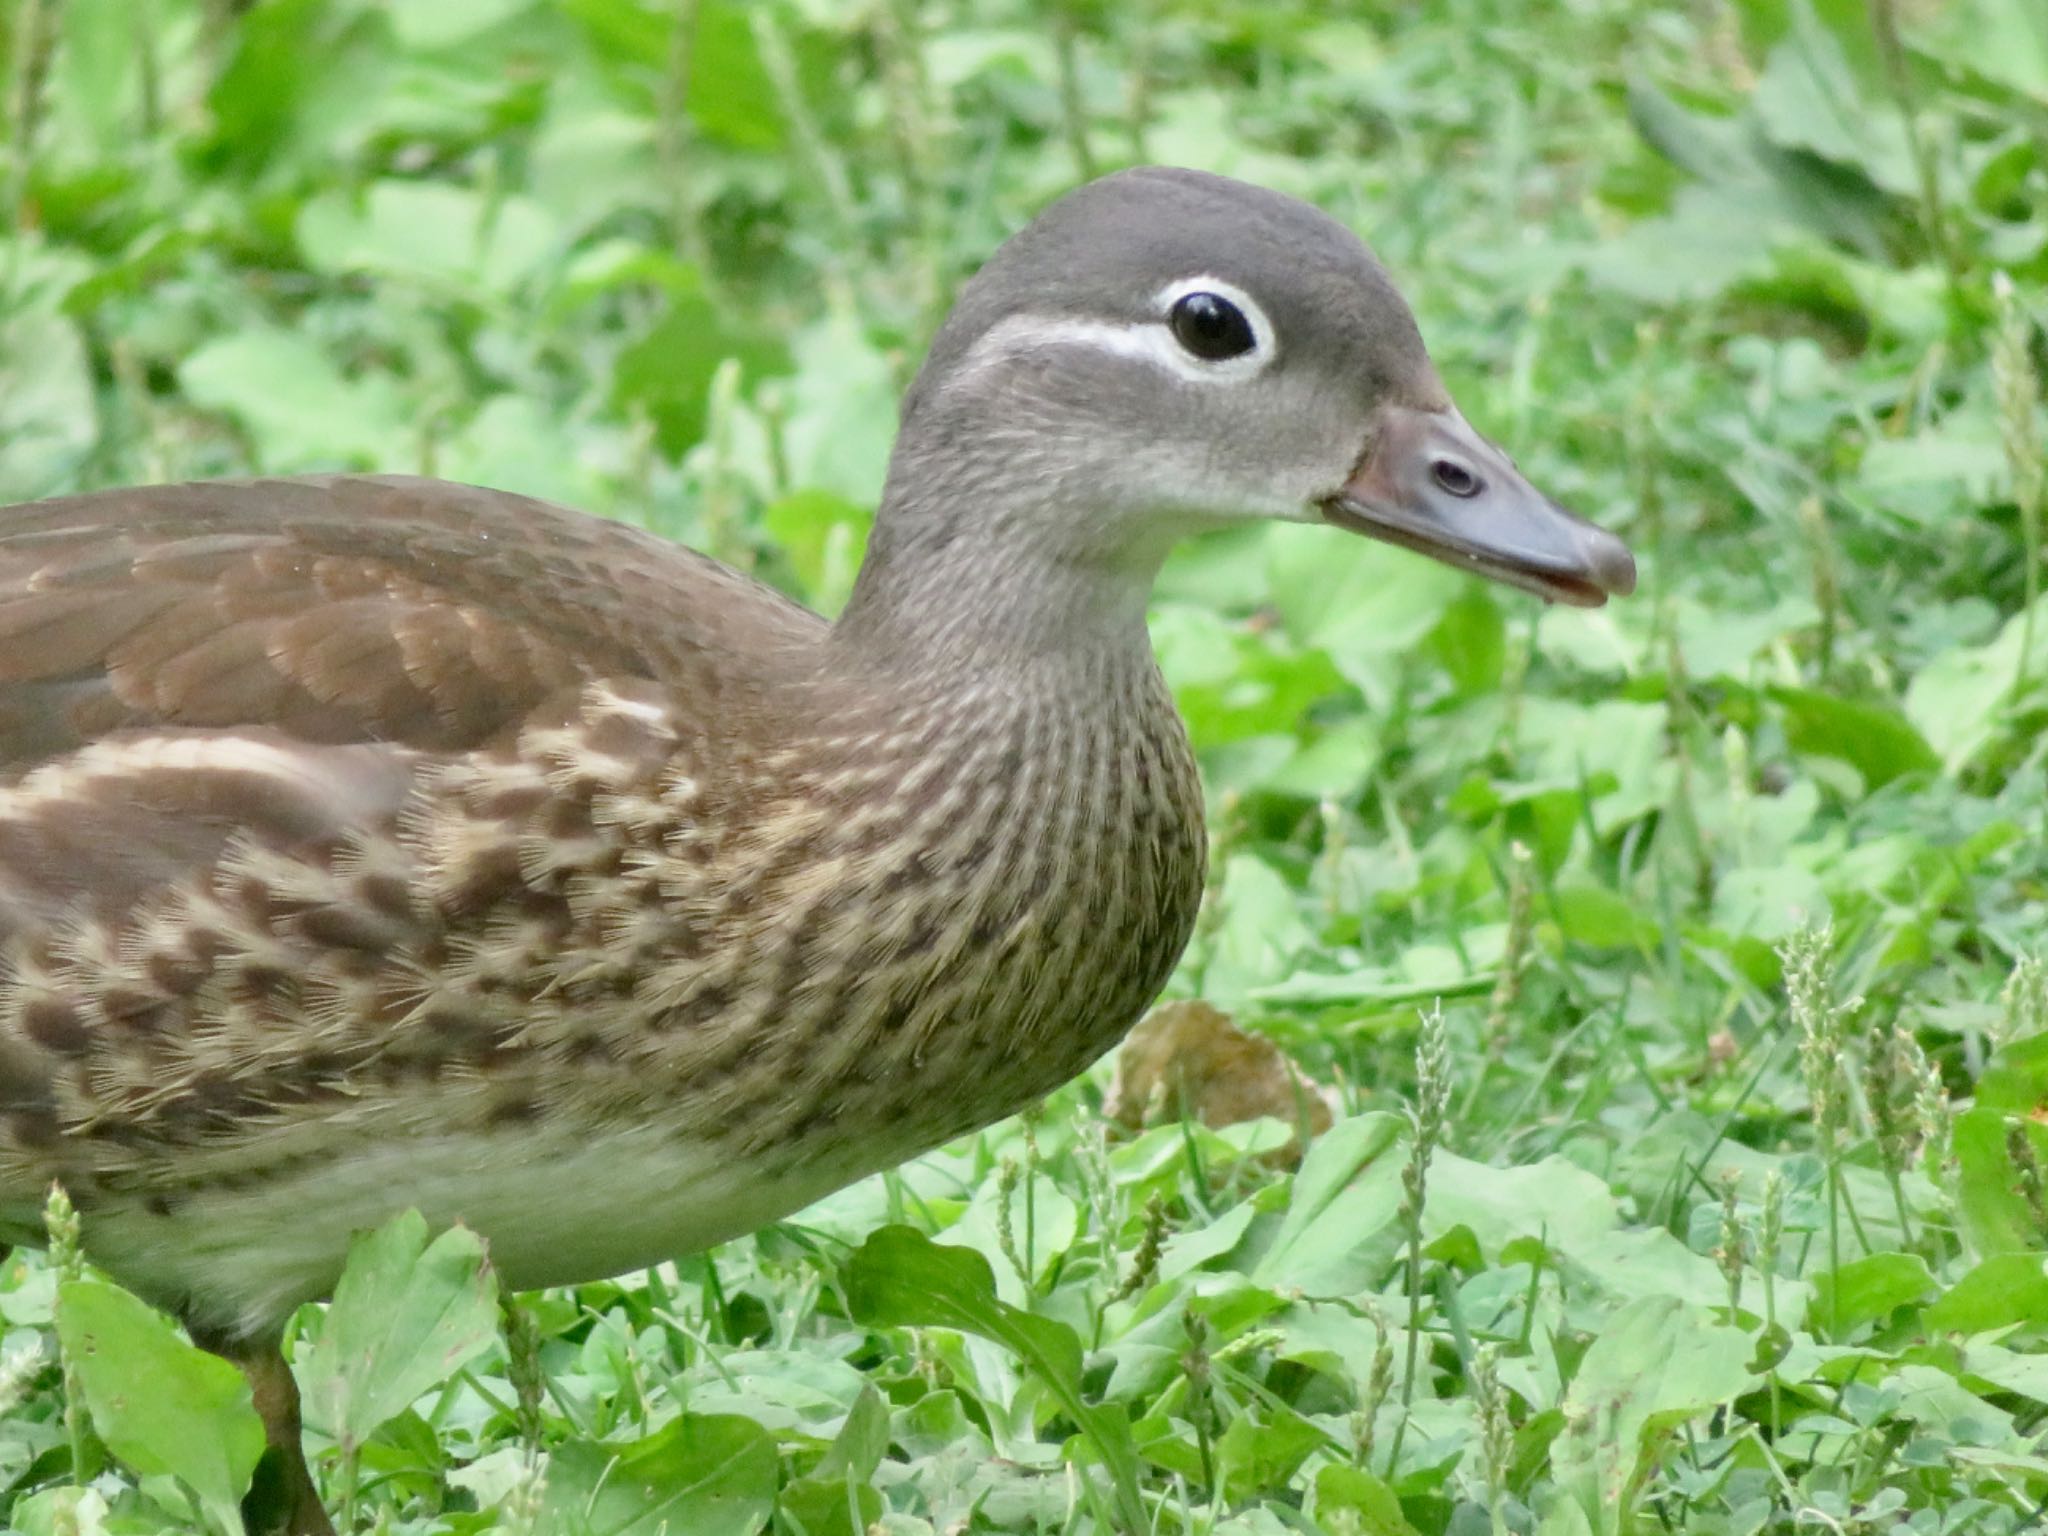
0 167 1630 1532
0 474 1203 1335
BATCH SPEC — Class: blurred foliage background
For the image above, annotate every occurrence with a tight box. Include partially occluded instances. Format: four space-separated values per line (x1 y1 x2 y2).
3 0 2048 1533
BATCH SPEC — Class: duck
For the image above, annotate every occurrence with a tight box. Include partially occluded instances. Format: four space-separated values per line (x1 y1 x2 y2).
0 166 1633 1531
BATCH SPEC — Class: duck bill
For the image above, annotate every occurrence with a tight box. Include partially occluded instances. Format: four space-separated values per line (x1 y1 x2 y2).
1319 405 1636 607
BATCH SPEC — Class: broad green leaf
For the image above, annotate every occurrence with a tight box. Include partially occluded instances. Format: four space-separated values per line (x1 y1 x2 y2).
1158 1195 1264 1281
776 1474 881 1536
1806 1252 1936 1336
892 1387 987 1462
681 1348 870 1436
1772 688 1938 790
202 0 397 174
1132 1409 1208 1483
815 1383 890 1483
1214 1403 1328 1501
1537 1499 1598 1536
1975 1033 2048 1112
1911 0 2048 104
388 0 538 48
557 0 668 65
55 1279 264 1535
1926 1253 2048 1334
1550 877 1660 949
773 314 898 507
1258 717 1382 801
1253 1113 1406 1295
1674 594 1820 682
1954 1107 2048 1257
178 328 408 470
1521 698 1673 831
1860 408 2012 518
1429 586 1507 695
1622 72 1759 186
1562 1225 1810 1323
944 1165 1079 1303
1751 2 1918 195
1552 1296 1757 1536
1312 1463 1420 1536
1264 524 1463 706
1887 1362 2016 1443
1711 865 1828 942
1203 852 1320 1004
528 110 659 237
44 0 153 164
777 1388 889 1536
1959 1341 2048 1404
297 182 558 292
1426 1152 1622 1257
0 310 95 502
688 2 830 149
1585 182 1784 302
297 1210 499 1454
845 1226 1146 1535
611 289 789 458
1166 623 1352 755
540 1415 777 1536
438 394 613 510
1905 597 2048 769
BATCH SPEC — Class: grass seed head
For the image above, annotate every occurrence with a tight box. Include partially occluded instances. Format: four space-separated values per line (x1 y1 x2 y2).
1997 954 2047 1047
1782 924 1856 1151
1993 272 2043 527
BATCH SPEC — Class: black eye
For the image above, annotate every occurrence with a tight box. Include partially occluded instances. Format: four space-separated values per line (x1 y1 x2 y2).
1168 291 1258 361
1432 457 1482 498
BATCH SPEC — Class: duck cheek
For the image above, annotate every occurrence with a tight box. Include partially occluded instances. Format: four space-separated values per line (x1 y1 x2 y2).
1225 393 1377 512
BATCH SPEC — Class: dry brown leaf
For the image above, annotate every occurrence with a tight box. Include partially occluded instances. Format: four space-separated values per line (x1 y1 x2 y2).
1105 999 1335 1143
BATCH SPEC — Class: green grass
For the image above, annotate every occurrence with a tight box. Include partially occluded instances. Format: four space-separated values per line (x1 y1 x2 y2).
2 0 2047 1531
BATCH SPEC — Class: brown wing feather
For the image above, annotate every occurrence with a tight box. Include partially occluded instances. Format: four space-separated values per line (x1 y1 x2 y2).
0 473 826 941
0 474 824 764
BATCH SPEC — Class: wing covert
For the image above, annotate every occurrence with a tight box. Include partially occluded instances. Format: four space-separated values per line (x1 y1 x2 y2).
0 474 823 766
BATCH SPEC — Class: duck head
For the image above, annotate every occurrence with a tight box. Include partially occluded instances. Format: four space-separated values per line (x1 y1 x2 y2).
846 166 1632 651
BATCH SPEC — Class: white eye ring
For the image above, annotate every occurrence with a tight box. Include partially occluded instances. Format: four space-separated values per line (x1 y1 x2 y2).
1153 276 1277 379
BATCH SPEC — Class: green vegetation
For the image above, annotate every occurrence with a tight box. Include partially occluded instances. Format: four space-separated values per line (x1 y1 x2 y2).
3 0 2047 1530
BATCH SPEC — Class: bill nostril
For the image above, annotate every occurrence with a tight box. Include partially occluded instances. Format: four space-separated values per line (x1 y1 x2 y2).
1431 458 1482 498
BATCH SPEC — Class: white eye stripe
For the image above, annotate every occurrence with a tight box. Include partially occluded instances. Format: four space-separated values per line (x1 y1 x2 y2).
954 275 1278 389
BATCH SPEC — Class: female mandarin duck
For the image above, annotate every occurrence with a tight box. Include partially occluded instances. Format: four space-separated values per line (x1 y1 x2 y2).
0 167 1632 1529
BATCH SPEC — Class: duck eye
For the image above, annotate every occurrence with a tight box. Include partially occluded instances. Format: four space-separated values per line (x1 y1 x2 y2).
1168 291 1257 361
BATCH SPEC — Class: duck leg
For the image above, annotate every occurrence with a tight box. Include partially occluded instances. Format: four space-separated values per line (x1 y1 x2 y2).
204 1332 334 1536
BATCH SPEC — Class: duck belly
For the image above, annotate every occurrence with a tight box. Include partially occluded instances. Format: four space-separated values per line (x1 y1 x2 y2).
77 1117 851 1340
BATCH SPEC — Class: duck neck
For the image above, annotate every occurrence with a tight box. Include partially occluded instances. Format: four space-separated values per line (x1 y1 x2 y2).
828 435 1172 686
